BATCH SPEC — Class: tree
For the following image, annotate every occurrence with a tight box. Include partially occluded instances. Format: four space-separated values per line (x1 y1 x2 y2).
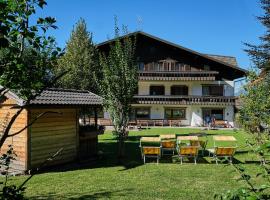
96 22 137 159
239 0 270 143
0 0 64 198
217 1 270 199
0 0 64 147
56 18 99 92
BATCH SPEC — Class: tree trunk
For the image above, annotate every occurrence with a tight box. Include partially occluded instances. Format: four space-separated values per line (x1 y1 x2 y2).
117 136 125 161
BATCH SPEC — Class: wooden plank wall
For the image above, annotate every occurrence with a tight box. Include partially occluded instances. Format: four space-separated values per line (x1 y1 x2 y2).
0 98 28 171
29 108 78 169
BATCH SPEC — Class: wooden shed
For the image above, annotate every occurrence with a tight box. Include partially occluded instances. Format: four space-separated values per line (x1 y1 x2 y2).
0 88 103 172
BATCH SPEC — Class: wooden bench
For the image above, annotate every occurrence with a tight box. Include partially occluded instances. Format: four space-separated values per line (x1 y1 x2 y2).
169 119 181 127
98 118 113 126
214 120 231 128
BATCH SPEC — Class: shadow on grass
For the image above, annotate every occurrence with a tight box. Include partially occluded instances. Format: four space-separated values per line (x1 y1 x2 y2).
37 133 248 174
37 141 143 173
28 189 134 200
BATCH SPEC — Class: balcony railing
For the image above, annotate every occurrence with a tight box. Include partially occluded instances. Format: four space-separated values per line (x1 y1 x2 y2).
133 95 236 105
138 70 219 81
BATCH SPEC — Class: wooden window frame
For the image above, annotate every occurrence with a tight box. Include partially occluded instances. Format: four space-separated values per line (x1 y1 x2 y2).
171 85 189 96
164 107 186 120
150 85 165 95
135 107 151 119
202 84 224 96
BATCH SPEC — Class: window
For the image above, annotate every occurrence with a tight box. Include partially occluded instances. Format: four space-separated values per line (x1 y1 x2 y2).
154 62 159 71
204 65 210 71
136 108 150 119
138 62 144 71
163 62 169 71
202 85 223 96
89 108 104 118
150 85 165 95
171 85 188 95
170 62 175 71
165 108 186 119
184 64 191 71
203 108 224 120
211 109 224 120
174 63 181 71
158 62 163 71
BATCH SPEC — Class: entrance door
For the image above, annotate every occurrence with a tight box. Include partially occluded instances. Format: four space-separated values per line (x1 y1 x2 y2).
202 109 211 126
202 108 224 125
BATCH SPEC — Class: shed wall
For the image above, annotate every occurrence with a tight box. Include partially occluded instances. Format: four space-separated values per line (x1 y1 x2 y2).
0 98 28 171
29 108 78 169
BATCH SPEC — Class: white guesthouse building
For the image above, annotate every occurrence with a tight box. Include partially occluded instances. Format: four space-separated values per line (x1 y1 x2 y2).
98 32 246 127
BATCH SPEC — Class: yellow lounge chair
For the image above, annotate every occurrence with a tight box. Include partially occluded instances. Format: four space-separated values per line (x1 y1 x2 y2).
208 147 236 164
142 146 161 164
160 134 176 156
178 146 199 164
139 137 161 164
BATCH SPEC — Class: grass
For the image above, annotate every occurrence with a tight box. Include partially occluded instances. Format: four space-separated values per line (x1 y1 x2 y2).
4 128 265 199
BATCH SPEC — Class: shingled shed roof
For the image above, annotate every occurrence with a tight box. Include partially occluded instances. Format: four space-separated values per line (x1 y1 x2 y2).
29 88 102 106
204 54 238 67
1 87 103 106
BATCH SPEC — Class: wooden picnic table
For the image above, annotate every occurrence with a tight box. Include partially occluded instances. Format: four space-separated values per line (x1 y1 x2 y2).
213 136 236 141
159 134 176 139
140 137 161 142
177 136 199 141
213 135 237 147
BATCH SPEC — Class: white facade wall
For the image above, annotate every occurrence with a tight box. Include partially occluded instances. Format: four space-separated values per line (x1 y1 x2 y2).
224 105 235 127
131 104 235 127
190 106 203 126
133 80 236 127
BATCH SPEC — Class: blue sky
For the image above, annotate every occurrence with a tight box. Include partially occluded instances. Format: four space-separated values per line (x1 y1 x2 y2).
38 0 264 70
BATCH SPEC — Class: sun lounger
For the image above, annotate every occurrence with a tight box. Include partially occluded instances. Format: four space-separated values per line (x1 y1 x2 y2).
208 147 236 164
159 134 176 155
139 137 161 164
177 146 199 164
142 146 161 164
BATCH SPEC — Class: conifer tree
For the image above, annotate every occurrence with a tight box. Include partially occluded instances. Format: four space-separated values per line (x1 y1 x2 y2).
57 18 99 92
217 1 270 199
245 0 270 77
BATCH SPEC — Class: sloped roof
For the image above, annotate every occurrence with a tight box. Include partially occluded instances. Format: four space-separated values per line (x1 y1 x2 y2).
1 87 103 106
30 88 102 106
204 54 238 67
98 31 247 74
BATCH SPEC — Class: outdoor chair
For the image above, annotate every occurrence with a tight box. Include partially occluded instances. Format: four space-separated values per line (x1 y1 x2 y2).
159 134 176 155
137 120 149 128
177 146 199 164
208 147 236 164
169 119 181 127
142 146 161 164
139 137 161 164
154 120 164 126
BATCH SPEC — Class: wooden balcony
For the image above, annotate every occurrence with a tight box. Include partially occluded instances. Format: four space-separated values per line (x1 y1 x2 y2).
138 70 219 81
133 95 236 105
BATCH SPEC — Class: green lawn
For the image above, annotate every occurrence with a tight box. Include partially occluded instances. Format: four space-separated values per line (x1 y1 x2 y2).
6 128 264 199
